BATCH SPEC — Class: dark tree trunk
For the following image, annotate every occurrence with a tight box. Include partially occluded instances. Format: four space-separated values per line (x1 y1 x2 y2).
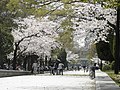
48 58 52 66
28 58 31 71
23 59 27 70
115 5 120 74
100 60 102 70
45 56 48 66
8 59 10 70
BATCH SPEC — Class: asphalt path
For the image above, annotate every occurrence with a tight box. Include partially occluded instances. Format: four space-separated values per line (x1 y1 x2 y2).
0 70 95 90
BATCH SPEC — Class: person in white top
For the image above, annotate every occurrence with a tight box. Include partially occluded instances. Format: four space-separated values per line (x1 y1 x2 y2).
32 61 38 75
58 63 64 75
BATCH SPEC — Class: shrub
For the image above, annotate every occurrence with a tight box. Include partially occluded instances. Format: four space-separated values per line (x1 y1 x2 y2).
110 61 115 70
102 64 111 71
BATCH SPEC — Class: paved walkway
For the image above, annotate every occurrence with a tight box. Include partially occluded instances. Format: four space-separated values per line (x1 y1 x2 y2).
95 70 120 90
0 69 120 90
0 70 95 90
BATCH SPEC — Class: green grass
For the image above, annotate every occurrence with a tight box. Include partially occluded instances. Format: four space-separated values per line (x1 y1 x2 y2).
105 70 120 87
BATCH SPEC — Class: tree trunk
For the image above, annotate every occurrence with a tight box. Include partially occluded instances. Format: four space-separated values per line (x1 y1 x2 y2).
13 50 17 70
114 5 120 74
100 60 102 70
23 59 27 70
45 56 48 66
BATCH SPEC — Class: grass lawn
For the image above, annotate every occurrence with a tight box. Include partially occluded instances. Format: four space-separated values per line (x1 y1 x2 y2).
105 70 120 87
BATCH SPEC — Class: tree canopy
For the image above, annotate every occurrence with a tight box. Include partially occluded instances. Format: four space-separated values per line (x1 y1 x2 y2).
0 0 17 68
0 0 118 71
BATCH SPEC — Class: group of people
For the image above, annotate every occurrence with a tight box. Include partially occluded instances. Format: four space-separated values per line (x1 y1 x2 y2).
72 65 82 71
50 62 64 75
32 60 64 75
32 61 47 74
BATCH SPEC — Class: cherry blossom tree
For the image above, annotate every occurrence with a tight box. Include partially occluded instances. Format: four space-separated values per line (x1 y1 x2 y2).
67 51 79 63
11 16 60 69
6 0 117 49
7 1 117 71
71 2 116 45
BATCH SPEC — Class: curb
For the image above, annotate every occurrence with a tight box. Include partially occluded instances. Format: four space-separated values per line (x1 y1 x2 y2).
95 70 120 90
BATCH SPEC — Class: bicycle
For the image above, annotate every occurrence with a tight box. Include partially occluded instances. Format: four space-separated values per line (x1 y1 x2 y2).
89 68 95 79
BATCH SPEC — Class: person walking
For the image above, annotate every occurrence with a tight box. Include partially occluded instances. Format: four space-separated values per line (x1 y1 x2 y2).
32 61 38 75
83 66 86 73
53 62 59 75
58 63 64 75
89 64 96 79
49 64 55 75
